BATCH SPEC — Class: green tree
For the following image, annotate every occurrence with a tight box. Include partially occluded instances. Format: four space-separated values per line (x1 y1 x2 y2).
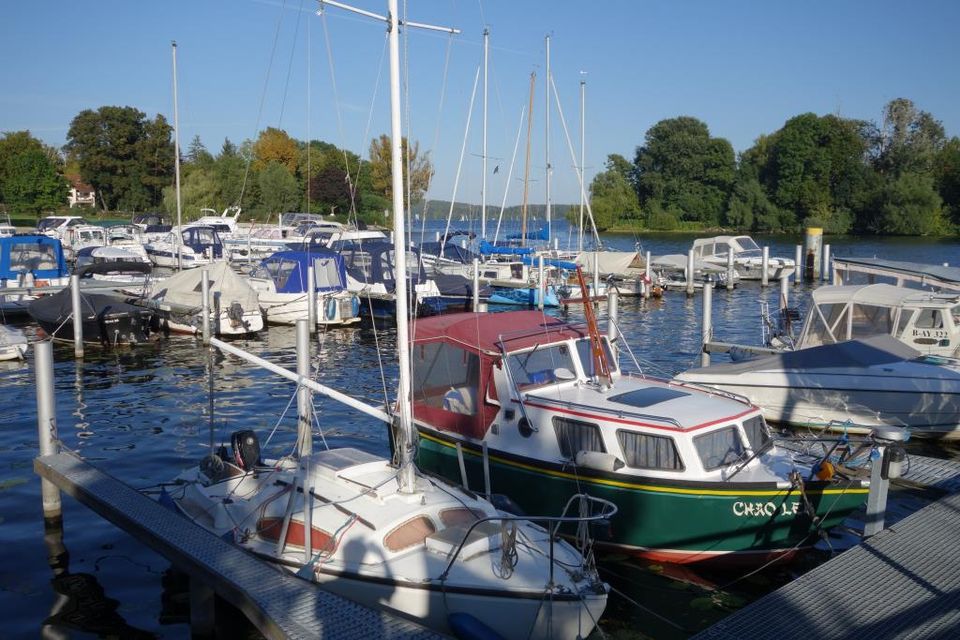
0 131 66 214
187 134 213 166
868 98 946 177
875 173 945 235
309 166 355 217
725 175 790 232
65 106 173 211
934 137 960 227
633 117 735 226
587 155 641 230
1 145 67 215
258 161 299 214
368 135 433 204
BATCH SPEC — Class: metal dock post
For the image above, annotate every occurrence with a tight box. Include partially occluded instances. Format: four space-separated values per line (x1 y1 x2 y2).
700 283 713 367
644 250 652 299
761 246 769 287
201 268 211 344
69 274 83 357
726 250 735 291
307 262 317 333
686 249 695 297
35 340 61 520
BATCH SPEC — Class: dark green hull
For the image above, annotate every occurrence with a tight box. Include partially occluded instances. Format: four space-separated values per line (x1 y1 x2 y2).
416 429 868 564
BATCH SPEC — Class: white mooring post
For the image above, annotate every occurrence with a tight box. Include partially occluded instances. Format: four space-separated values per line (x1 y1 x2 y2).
472 258 480 311
200 268 211 345
686 249 695 297
822 244 831 283
700 283 713 368
864 426 907 537
537 255 545 311
607 289 619 361
780 273 789 311
35 340 62 520
726 250 735 291
761 246 770 287
69 274 83 357
307 262 317 334
794 244 803 286
295 319 313 563
644 250 652 299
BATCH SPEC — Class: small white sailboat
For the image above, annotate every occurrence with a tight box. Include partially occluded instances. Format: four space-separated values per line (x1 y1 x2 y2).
167 4 611 636
0 324 28 360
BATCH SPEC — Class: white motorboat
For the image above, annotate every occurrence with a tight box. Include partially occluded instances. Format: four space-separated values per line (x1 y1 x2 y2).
36 215 88 242
791 283 960 357
144 261 263 336
61 224 106 262
678 335 960 438
245 249 360 326
145 226 223 269
692 235 795 281
167 4 611 635
0 324 28 360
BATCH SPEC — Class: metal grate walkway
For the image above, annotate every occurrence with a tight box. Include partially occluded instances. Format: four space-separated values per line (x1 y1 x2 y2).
900 454 960 493
35 452 445 640
692 490 960 640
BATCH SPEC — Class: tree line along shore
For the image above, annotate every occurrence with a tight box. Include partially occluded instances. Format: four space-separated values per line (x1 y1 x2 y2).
1 97 957 236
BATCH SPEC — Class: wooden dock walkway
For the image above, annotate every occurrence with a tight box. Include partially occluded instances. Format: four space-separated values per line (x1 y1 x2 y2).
35 452 445 640
692 489 960 640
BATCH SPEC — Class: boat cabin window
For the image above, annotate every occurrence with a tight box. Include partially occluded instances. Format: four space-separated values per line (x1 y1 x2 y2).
255 258 298 289
552 417 605 459
617 430 683 470
380 250 421 282
735 237 761 255
507 343 576 389
575 338 617 376
805 302 847 346
741 415 769 451
915 309 944 330
952 304 960 326
412 342 480 416
850 304 895 337
384 515 436 552
10 242 60 271
344 250 375 281
439 507 485 528
896 310 915 337
313 257 344 289
694 427 745 471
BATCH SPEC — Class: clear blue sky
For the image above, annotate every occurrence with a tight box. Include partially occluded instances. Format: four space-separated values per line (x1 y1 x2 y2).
3 0 958 206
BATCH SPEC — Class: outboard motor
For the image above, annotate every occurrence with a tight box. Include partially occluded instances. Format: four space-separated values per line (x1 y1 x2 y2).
231 430 262 471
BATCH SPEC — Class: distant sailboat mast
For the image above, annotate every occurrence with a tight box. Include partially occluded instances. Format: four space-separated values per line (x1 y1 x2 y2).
544 35 552 243
171 41 183 271
481 27 489 240
578 74 586 253
521 72 535 248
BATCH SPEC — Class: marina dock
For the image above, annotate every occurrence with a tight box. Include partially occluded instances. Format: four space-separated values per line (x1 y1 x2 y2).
34 451 444 640
693 474 960 640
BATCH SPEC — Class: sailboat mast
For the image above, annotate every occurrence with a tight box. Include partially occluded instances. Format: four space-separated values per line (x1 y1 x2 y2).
544 35 551 243
521 72 535 248
578 75 585 253
387 0 416 493
171 41 183 270
481 27 489 240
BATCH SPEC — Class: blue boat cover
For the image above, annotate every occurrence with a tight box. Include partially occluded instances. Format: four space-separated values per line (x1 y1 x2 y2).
258 249 347 293
0 235 68 281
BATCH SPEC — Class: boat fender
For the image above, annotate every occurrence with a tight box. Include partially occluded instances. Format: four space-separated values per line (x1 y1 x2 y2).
231 430 262 470
325 297 337 321
350 295 360 318
575 450 625 472
447 612 504 640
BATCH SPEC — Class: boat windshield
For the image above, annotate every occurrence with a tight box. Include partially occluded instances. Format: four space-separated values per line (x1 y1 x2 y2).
735 237 761 255
10 241 60 271
253 258 298 289
693 426 746 470
37 218 67 232
574 337 617 376
507 342 577 390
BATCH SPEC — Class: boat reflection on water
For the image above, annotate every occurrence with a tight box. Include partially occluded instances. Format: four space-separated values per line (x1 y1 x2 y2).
42 517 155 639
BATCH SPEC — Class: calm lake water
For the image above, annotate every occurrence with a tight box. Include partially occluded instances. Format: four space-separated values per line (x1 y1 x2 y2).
1 230 958 639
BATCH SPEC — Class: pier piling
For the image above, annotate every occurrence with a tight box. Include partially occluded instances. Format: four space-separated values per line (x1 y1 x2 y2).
794 245 802 286
472 258 480 311
726 250 735 291
201 268 211 345
761 246 770 287
701 283 713 368
779 273 789 311
307 261 317 333
686 249 695 297
69 274 83 357
644 250 652 299
537 255 545 311
35 340 62 520
864 426 907 537
822 243 831 282
607 289 619 360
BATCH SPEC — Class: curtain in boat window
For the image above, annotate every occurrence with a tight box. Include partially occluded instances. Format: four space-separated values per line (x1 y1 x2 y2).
552 417 605 459
694 427 745 471
617 430 683 470
741 415 769 451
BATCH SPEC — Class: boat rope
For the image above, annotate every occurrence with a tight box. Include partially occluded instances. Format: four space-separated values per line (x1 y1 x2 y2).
236 0 288 208
276 0 306 128
494 520 519 579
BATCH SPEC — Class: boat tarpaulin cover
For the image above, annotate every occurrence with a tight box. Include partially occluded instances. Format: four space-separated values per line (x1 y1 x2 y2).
154 261 260 311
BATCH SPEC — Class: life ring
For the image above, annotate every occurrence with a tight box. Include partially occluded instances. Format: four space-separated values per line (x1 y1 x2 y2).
325 297 338 321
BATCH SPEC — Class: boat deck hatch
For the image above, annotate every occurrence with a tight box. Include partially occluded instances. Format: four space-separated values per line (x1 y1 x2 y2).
309 448 382 474
608 388 690 408
425 521 500 559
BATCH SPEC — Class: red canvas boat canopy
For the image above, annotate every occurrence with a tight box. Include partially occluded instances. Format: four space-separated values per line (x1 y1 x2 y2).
411 310 588 355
